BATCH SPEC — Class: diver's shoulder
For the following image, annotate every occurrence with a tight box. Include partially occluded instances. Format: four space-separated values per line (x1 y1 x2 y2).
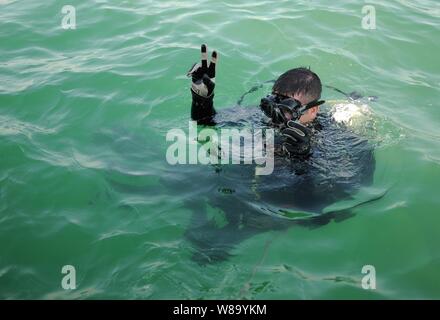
311 112 332 131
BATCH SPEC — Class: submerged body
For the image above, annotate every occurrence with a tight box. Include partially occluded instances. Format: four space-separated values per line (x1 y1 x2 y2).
184 45 376 264
184 104 376 264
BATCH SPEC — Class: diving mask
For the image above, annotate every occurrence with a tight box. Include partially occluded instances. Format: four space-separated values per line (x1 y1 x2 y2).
260 94 325 125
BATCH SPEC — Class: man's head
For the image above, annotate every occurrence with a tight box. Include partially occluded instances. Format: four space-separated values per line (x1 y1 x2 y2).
272 67 322 124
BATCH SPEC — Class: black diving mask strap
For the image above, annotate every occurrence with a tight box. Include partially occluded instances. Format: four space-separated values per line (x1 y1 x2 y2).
298 99 325 116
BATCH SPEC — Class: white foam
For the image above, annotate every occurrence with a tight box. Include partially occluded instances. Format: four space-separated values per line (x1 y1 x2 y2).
331 102 371 127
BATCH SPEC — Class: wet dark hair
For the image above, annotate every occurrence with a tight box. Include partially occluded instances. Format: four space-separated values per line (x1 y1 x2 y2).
272 67 322 102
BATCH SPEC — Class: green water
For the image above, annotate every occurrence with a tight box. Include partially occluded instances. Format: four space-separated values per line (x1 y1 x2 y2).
1 0 440 299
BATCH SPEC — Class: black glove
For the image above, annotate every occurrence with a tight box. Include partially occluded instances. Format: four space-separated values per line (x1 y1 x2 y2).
187 44 218 124
281 120 312 157
187 44 217 99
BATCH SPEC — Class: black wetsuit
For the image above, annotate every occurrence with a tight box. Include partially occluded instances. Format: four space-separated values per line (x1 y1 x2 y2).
185 92 376 264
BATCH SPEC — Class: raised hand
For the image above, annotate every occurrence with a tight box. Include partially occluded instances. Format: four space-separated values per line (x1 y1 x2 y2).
187 44 218 98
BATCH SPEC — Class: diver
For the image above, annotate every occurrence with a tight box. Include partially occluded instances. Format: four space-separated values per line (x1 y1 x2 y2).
184 44 376 264
187 44 326 158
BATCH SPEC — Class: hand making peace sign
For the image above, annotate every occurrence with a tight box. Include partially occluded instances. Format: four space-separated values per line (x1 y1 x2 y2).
187 44 217 99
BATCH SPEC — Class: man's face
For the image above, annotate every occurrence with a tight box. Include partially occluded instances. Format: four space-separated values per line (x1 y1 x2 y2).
299 106 319 124
292 93 320 124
